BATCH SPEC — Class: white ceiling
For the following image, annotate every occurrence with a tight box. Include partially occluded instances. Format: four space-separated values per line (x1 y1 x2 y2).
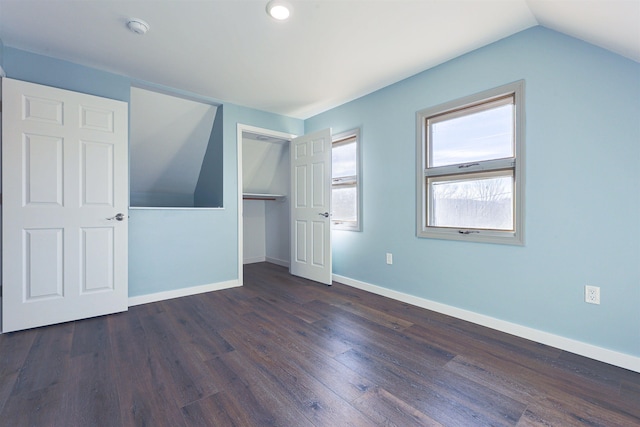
0 0 638 119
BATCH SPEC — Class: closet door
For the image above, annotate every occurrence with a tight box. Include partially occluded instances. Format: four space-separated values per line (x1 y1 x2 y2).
2 78 129 332
290 128 332 285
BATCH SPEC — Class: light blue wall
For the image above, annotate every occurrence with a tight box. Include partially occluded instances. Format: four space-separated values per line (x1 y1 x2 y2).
305 27 640 357
2 47 303 297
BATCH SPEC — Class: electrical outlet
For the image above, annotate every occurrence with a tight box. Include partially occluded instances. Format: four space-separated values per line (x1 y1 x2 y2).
386 253 393 265
585 285 600 305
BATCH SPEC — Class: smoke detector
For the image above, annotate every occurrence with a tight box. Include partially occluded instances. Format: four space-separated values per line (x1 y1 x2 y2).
127 18 150 35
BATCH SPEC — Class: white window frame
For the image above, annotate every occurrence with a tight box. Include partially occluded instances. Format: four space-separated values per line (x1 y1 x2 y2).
416 81 525 245
332 129 361 231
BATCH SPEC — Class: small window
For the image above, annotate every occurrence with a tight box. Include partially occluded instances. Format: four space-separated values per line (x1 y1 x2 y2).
416 81 525 244
332 129 361 231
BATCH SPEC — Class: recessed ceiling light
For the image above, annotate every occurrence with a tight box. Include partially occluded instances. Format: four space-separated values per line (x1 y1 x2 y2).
127 18 150 35
266 0 292 21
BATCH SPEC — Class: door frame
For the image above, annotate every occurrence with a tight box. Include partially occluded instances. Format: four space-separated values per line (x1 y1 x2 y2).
236 124 296 285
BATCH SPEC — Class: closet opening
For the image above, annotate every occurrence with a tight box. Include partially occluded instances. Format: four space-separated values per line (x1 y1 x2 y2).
237 125 294 284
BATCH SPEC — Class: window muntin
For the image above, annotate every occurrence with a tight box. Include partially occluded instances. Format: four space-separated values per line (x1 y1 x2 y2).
332 130 361 231
417 81 524 244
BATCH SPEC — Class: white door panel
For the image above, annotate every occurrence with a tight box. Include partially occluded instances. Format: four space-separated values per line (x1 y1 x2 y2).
81 227 115 293
82 141 114 205
24 134 64 205
2 78 129 332
290 128 332 285
24 228 64 300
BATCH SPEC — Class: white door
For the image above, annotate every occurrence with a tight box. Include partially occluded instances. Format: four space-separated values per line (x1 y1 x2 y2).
2 78 129 332
290 129 332 285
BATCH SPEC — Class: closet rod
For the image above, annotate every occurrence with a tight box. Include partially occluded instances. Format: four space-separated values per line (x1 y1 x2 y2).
242 193 286 201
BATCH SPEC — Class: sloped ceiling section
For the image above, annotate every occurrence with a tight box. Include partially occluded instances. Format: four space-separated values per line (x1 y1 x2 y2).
242 133 290 195
0 1 637 119
130 87 218 207
526 0 640 61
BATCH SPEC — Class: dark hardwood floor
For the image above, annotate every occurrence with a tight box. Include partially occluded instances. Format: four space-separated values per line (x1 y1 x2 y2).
0 262 638 426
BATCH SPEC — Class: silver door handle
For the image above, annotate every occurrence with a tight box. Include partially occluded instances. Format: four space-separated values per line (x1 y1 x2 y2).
107 213 126 221
318 212 329 218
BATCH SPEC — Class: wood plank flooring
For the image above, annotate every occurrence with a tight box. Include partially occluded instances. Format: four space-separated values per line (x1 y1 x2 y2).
0 262 638 426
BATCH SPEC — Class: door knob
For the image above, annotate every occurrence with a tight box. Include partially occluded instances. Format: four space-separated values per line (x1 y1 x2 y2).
318 212 329 218
107 213 126 221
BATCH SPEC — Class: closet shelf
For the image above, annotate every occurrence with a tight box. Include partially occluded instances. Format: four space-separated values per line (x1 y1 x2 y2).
243 193 287 201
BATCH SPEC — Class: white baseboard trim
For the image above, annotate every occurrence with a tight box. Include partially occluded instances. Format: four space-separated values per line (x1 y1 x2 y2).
244 256 266 264
128 279 241 307
333 274 640 373
266 257 290 268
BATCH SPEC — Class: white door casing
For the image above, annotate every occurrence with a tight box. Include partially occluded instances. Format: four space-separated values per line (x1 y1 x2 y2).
290 129 332 285
2 78 129 332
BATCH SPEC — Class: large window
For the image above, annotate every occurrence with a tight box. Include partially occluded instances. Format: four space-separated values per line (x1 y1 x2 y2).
416 81 524 244
332 129 361 231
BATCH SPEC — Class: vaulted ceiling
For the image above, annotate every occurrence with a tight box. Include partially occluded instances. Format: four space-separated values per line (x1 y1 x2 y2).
0 0 638 119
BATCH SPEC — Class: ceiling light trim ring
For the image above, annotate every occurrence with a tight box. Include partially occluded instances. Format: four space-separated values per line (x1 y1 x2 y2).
266 0 292 21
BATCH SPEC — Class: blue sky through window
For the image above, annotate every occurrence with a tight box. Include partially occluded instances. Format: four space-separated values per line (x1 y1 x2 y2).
430 104 513 167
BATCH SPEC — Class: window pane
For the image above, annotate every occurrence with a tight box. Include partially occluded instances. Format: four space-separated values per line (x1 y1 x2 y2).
332 186 357 222
332 141 356 178
429 174 513 230
430 103 513 167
